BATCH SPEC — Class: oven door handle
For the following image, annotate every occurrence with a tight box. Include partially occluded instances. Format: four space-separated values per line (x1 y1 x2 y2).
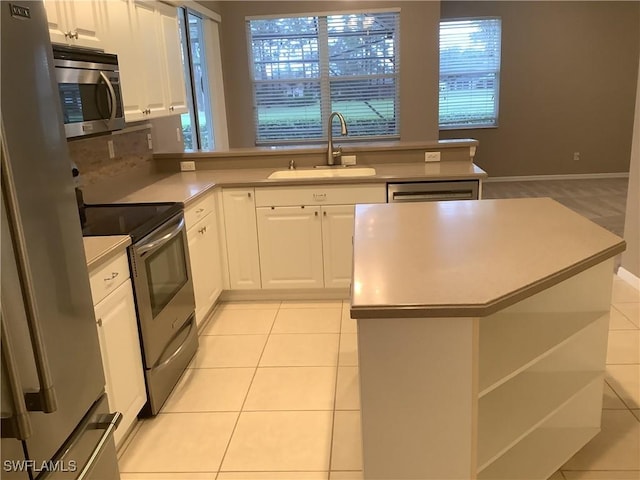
99 71 117 122
136 217 185 256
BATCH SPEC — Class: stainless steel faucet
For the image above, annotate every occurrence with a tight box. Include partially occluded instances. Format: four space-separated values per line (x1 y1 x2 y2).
327 112 348 166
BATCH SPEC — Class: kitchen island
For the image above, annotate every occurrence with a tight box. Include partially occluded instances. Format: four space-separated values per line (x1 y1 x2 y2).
350 198 626 480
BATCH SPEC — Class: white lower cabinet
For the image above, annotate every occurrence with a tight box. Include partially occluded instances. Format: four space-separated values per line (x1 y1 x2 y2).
253 184 385 290
321 205 356 288
222 188 261 289
186 193 223 327
90 256 145 449
256 206 324 289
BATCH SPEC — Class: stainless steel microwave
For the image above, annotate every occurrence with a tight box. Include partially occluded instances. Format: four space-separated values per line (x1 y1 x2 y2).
52 45 125 138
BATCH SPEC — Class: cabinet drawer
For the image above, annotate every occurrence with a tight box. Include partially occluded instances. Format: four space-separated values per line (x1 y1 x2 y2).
185 191 216 230
89 251 130 305
255 184 386 207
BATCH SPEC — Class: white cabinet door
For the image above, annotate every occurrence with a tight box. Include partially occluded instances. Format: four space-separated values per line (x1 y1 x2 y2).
44 0 105 48
188 213 222 327
94 279 146 448
321 205 356 289
157 2 188 115
257 206 324 289
131 0 167 118
103 1 187 122
222 189 261 289
101 0 146 122
44 0 70 45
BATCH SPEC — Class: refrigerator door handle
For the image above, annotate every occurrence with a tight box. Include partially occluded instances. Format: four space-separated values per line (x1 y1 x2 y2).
37 411 122 480
0 313 32 440
75 412 122 480
1 150 57 414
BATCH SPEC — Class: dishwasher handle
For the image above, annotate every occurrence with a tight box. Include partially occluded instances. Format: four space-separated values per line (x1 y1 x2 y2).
390 190 475 202
387 181 479 203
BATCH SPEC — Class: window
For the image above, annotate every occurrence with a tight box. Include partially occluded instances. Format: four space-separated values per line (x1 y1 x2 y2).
179 8 215 151
439 18 501 129
247 11 400 144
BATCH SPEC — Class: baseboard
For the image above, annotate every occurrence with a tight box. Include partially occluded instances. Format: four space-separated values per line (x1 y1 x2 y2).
616 266 640 290
484 172 629 183
220 288 349 302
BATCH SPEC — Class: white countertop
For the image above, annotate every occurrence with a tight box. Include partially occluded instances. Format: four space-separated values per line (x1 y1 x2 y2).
114 161 486 205
350 198 626 318
83 235 131 270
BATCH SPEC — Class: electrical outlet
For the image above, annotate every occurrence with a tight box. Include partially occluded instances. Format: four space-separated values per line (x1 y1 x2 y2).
147 133 153 150
425 151 441 163
180 161 196 171
342 155 357 165
107 140 115 159
573 152 580 161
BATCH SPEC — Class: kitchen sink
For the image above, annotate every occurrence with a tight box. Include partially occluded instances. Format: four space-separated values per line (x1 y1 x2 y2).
268 167 376 179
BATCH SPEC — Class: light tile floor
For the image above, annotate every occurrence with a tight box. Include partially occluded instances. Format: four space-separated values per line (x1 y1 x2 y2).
118 278 640 480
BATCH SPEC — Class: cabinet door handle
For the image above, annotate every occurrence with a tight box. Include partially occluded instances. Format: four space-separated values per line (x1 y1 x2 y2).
247 192 252 198
169 106 175 112
323 211 327 216
96 318 103 327
103 272 119 282
315 211 318 216
196 208 205 214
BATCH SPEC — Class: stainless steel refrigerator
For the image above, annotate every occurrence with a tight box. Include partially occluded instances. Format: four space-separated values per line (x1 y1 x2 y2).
1 2 121 479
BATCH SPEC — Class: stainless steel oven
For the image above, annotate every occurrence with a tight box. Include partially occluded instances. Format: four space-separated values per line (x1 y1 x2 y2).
129 212 198 415
81 202 197 416
52 45 125 138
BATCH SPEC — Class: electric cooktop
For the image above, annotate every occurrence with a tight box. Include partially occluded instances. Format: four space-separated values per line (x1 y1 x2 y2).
81 202 183 243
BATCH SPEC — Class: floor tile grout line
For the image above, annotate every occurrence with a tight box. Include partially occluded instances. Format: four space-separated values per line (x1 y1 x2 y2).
603 378 637 414
214 301 282 474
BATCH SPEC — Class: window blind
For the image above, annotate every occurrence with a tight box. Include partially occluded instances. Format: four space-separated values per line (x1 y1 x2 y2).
248 11 400 144
439 18 501 129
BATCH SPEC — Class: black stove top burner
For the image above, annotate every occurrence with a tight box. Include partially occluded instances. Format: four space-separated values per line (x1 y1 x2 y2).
81 202 183 242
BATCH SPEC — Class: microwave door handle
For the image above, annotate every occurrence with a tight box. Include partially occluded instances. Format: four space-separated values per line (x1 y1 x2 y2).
1 152 57 414
137 217 185 256
99 71 117 121
0 313 33 440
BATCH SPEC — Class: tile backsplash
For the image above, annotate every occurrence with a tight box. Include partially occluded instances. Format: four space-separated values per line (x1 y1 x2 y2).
68 127 154 187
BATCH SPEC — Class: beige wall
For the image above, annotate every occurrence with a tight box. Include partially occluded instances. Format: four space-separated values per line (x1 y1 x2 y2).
440 1 640 177
213 1 441 147
622 53 640 278
196 1 222 15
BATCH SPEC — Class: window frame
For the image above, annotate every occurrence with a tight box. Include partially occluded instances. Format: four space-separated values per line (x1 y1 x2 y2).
177 2 229 151
246 9 401 146
438 16 502 130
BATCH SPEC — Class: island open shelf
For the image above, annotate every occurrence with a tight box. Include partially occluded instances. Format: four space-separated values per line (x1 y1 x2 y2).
350 198 625 480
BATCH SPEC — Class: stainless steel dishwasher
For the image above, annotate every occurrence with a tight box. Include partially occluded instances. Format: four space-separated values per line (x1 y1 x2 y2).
387 180 480 202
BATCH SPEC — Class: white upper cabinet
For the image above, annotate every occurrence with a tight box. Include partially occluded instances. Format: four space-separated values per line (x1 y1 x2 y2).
101 0 145 120
157 2 188 114
100 0 188 122
44 0 106 49
131 0 168 119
